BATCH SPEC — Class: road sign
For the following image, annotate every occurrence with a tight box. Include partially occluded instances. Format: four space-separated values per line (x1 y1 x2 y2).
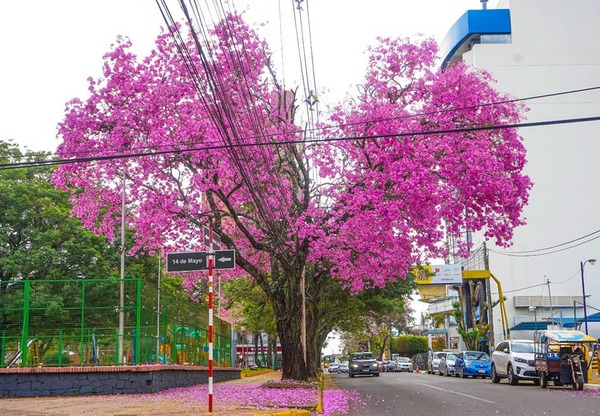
203 226 221 250
166 252 207 272
214 250 236 269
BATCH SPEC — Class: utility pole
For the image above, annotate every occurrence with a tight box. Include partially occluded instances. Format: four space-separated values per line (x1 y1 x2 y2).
118 167 126 364
546 278 554 327
483 242 494 348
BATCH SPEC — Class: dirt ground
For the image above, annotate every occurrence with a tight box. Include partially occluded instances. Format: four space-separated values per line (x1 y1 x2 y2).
0 371 314 416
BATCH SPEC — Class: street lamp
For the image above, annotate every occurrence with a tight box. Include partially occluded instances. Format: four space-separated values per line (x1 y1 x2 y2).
529 305 538 332
580 259 596 335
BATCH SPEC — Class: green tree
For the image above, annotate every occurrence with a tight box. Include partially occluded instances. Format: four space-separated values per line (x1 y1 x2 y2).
391 334 428 357
0 141 164 359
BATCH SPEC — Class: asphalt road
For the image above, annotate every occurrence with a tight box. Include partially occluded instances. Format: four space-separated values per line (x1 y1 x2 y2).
332 370 600 416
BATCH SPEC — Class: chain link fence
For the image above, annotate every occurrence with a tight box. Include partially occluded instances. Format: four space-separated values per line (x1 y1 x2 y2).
0 279 231 368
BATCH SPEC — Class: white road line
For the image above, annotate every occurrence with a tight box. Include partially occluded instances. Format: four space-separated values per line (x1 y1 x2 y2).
415 382 496 404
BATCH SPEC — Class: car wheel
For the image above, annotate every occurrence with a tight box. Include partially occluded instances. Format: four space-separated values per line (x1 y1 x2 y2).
491 364 501 384
540 371 547 388
507 365 518 385
533 378 540 386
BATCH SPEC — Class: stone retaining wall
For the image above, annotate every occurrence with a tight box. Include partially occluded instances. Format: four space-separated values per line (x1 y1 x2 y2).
0 365 241 398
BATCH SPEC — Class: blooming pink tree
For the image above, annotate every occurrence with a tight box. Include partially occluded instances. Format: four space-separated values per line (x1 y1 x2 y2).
52 14 530 380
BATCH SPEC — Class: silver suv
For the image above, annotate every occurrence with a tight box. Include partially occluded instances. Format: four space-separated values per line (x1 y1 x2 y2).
491 339 539 385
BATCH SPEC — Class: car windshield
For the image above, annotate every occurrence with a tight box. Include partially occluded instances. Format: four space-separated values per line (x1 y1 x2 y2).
352 353 375 360
465 352 490 361
446 354 457 360
512 342 534 353
397 358 410 362
434 352 446 359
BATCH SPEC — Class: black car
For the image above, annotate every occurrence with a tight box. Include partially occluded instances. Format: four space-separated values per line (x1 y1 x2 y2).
348 352 380 377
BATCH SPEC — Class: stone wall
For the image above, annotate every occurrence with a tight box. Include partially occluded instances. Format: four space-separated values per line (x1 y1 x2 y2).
0 365 241 398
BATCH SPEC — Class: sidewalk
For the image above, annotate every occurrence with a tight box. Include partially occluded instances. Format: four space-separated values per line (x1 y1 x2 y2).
0 371 316 416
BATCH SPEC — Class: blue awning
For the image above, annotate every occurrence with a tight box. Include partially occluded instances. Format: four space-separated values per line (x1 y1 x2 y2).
440 9 511 68
421 328 446 335
510 321 552 331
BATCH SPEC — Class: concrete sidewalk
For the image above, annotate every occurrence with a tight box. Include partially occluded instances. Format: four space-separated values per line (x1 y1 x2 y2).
0 371 315 416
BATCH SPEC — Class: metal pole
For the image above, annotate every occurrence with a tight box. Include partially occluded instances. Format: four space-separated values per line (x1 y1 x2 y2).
118 168 126 364
301 266 307 366
208 225 214 413
483 242 494 348
157 253 161 363
581 261 589 334
573 301 577 331
546 278 554 327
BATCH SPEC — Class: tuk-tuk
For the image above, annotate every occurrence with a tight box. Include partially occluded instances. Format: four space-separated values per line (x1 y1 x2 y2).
534 329 596 390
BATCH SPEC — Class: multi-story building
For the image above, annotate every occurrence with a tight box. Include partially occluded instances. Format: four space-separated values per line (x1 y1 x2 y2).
437 0 600 343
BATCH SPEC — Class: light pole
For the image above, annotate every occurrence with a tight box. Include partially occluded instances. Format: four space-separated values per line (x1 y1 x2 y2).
529 305 537 333
580 259 596 335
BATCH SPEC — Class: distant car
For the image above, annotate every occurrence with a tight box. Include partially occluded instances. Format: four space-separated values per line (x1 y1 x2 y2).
491 339 539 385
339 362 349 373
394 357 414 372
349 352 380 378
454 351 492 378
438 353 457 376
328 363 340 373
427 351 447 375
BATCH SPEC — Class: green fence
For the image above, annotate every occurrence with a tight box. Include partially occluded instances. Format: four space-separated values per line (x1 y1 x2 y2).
0 279 232 367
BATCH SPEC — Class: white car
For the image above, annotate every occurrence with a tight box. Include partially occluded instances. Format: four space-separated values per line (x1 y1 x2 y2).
328 363 340 373
394 357 414 372
491 339 539 385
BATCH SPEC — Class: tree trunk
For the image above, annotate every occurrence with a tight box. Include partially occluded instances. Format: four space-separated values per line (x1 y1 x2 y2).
271 269 308 380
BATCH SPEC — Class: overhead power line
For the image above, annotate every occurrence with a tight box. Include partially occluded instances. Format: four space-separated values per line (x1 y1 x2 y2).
2 114 600 171
12 85 600 163
492 228 600 255
490 231 600 258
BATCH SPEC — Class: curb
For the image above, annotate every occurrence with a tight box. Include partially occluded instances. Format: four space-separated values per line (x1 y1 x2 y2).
255 411 311 416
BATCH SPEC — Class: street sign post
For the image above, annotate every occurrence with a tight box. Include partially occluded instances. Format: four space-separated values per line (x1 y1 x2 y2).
166 252 207 272
165 230 235 414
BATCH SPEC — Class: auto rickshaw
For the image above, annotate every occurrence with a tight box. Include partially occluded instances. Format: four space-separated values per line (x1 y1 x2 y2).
534 329 596 390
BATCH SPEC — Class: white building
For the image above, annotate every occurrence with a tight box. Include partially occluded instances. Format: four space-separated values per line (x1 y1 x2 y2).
439 0 600 344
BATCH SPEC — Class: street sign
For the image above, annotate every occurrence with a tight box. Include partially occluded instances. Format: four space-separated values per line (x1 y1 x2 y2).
203 226 221 250
166 252 207 272
214 250 236 269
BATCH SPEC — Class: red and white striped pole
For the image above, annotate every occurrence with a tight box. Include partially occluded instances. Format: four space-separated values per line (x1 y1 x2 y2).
208 225 214 413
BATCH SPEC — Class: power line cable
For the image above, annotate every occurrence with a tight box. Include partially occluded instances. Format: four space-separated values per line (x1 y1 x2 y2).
492 228 600 254
3 114 600 171
12 84 600 163
490 233 600 258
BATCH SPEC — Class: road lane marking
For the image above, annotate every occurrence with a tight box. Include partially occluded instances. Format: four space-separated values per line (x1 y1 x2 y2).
415 382 496 404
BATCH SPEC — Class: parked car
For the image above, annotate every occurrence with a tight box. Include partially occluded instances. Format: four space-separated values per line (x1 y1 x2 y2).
339 362 349 373
438 353 457 376
454 351 492 378
427 351 447 374
491 339 539 385
328 363 340 373
394 357 414 372
349 352 380 377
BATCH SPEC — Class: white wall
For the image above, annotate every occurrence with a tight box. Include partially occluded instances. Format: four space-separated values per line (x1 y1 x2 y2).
456 0 600 342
